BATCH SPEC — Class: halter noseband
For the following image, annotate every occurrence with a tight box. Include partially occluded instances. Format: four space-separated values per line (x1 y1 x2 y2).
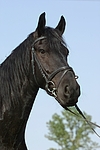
31 36 78 98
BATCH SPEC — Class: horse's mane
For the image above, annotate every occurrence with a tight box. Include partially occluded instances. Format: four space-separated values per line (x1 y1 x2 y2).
0 33 34 119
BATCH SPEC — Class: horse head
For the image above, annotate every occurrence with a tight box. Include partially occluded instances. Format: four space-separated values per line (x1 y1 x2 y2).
32 12 80 108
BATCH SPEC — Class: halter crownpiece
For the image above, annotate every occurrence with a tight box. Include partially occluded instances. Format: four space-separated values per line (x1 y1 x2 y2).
31 36 47 49
31 36 78 98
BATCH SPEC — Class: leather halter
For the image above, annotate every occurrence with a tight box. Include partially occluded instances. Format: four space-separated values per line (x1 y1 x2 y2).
31 36 78 98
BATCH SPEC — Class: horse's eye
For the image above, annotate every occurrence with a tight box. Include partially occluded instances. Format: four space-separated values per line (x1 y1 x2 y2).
39 49 46 54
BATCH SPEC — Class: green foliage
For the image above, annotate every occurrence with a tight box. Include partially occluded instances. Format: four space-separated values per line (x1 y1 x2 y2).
45 107 100 150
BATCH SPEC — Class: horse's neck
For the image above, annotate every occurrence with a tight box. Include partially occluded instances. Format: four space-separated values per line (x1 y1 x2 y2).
0 38 39 149
0 70 39 149
0 72 39 149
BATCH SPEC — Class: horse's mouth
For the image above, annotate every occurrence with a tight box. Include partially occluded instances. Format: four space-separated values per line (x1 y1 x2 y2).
66 98 78 107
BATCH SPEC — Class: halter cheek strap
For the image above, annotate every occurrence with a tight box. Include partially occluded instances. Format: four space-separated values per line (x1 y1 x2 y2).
31 36 47 86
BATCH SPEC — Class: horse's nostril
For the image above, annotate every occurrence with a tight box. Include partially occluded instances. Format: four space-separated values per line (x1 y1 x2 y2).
65 85 68 92
64 85 70 96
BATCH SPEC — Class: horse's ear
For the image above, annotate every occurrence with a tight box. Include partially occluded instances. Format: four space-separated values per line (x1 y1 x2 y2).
36 12 46 37
55 16 66 35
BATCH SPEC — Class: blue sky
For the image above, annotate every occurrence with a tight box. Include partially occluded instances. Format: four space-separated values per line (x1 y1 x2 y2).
0 1 100 150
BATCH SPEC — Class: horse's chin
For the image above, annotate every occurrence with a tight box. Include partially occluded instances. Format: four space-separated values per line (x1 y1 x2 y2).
56 97 78 108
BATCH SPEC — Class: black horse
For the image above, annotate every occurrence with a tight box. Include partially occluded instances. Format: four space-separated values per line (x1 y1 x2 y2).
0 13 80 150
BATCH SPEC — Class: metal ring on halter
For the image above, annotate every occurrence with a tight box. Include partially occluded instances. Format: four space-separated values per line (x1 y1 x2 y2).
45 81 57 98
